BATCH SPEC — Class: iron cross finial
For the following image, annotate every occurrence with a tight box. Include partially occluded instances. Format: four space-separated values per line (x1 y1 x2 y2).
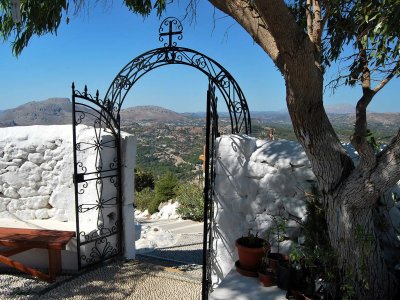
159 17 183 47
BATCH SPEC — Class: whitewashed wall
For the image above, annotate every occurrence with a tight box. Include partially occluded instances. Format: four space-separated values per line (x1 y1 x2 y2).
211 135 313 286
0 125 136 268
212 135 400 287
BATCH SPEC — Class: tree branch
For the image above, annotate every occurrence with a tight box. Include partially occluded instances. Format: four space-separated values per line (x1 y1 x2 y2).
208 0 281 67
313 0 323 49
306 0 313 41
210 0 352 195
350 42 377 170
373 60 400 93
345 129 400 209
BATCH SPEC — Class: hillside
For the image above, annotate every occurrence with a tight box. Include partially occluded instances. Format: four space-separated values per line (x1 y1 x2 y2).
1 97 399 179
1 97 399 143
0 98 72 127
120 105 189 126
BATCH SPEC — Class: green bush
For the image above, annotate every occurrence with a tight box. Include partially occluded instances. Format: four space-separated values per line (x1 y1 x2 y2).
155 172 178 202
135 188 154 211
134 168 155 192
146 172 179 214
176 183 204 221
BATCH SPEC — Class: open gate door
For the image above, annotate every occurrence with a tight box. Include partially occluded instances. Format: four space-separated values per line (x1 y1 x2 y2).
71 85 123 269
202 80 219 299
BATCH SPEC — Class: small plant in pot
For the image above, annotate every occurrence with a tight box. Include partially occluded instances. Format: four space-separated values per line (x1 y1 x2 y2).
258 253 275 287
287 185 339 300
265 215 291 290
235 231 270 276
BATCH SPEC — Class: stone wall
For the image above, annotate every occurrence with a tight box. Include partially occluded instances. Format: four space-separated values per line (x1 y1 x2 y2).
0 125 136 266
0 125 76 222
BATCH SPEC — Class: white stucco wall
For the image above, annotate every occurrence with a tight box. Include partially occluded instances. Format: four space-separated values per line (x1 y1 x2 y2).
212 135 400 287
0 125 136 268
212 135 313 286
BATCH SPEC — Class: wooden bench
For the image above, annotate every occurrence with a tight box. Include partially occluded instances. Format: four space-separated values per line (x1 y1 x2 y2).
0 227 75 282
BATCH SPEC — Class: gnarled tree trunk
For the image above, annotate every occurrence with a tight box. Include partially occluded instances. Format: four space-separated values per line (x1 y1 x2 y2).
209 0 400 298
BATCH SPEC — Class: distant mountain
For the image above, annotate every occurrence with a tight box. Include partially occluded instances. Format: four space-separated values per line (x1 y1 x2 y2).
0 98 399 134
0 98 72 127
120 105 188 124
325 103 355 114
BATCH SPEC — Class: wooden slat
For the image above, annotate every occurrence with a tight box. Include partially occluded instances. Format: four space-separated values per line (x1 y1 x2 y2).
0 228 75 250
0 227 75 282
0 254 52 282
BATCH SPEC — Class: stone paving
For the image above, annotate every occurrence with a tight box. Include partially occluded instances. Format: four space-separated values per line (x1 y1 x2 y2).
136 219 204 280
0 260 201 300
0 220 204 300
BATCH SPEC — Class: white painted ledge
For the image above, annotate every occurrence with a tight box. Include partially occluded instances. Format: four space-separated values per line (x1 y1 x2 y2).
210 268 287 300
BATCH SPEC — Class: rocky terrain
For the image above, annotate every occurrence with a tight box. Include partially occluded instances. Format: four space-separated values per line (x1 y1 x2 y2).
0 98 72 127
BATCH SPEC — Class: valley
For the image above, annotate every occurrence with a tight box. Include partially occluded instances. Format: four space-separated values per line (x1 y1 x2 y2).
1 98 399 180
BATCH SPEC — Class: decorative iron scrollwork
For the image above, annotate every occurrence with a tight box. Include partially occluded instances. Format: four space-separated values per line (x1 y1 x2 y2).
72 19 251 298
159 17 183 47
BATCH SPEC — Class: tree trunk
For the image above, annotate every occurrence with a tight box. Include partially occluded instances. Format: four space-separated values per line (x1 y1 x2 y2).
284 65 399 299
208 1 400 298
325 193 398 299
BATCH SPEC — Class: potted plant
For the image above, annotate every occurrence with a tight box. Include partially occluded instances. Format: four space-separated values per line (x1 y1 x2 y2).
258 254 275 287
235 231 270 276
264 215 291 290
266 215 288 271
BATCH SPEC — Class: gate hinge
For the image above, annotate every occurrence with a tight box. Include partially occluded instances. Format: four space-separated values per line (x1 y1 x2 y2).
74 173 85 183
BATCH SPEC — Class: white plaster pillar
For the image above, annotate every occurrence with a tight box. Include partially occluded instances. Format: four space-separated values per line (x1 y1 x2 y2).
121 133 137 259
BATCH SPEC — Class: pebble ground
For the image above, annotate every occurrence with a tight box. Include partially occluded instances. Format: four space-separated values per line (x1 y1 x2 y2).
0 232 203 299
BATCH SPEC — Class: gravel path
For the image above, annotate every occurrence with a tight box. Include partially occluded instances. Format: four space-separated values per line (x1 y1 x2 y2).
0 221 205 299
138 233 204 280
0 260 201 300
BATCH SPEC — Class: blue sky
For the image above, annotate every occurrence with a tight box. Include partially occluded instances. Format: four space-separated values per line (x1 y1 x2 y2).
0 1 398 113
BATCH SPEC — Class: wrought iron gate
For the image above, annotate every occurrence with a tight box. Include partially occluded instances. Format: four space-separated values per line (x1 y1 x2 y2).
203 81 219 298
71 17 251 299
72 85 123 269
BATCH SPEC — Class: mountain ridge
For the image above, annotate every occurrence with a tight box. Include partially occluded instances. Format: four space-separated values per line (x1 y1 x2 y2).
1 98 399 130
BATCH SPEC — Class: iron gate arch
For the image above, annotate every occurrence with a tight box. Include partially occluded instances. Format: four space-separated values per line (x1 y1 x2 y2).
72 17 251 299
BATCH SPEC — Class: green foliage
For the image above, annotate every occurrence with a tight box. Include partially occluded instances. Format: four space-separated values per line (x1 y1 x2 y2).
134 187 154 211
124 0 167 17
237 232 265 248
176 182 204 221
0 0 169 56
135 173 179 214
155 172 178 202
0 0 69 55
287 0 400 88
144 172 178 214
134 168 154 192
365 129 383 153
290 185 340 294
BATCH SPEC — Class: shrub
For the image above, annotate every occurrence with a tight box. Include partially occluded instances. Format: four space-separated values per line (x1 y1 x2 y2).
154 172 178 203
134 188 154 211
134 168 155 192
176 183 204 221
146 172 179 214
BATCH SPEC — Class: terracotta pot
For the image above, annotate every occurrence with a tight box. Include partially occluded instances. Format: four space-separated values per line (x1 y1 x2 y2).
258 271 275 287
235 238 268 271
267 252 289 273
277 261 290 291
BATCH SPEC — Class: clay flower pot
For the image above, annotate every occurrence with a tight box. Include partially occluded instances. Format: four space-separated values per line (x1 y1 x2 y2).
235 237 269 272
268 252 289 273
258 270 275 287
